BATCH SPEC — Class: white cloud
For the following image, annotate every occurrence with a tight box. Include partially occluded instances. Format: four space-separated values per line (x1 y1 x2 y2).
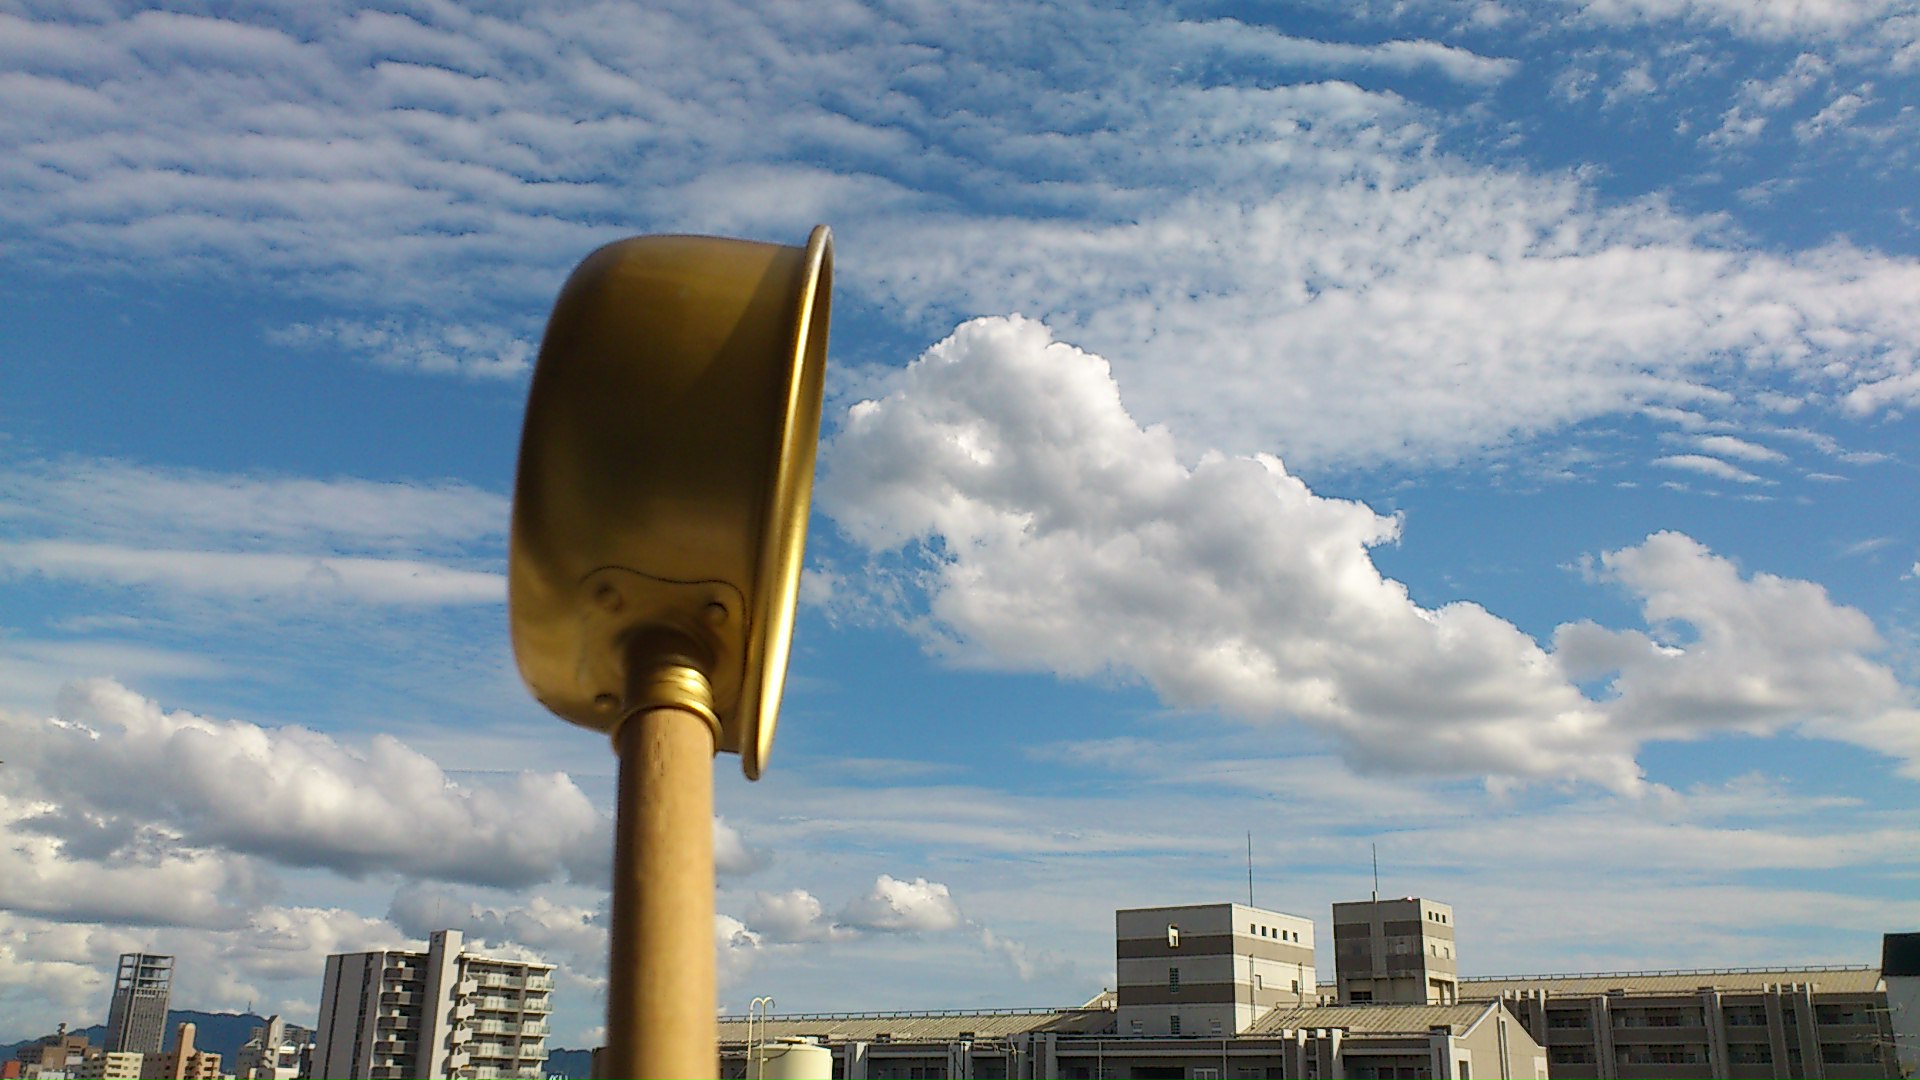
0 679 607 890
839 875 965 934
268 318 534 379
744 889 850 944
387 882 604 971
0 459 507 554
0 541 504 606
1691 434 1787 462
1168 19 1518 85
821 318 1920 789
1560 532 1920 770
1794 90 1870 140
1652 454 1766 482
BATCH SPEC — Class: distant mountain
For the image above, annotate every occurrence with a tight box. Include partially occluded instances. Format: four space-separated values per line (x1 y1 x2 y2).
4 1011 268 1067
544 1047 593 1078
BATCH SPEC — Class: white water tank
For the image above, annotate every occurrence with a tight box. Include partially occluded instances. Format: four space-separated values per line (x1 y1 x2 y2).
752 1037 833 1080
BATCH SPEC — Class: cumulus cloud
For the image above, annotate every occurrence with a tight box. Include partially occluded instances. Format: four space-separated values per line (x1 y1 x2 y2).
743 888 851 944
839 875 965 934
387 882 604 972
821 318 1920 788
0 679 608 890
1560 533 1920 773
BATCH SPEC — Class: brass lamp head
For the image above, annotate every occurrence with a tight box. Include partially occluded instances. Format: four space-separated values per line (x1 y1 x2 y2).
509 226 832 779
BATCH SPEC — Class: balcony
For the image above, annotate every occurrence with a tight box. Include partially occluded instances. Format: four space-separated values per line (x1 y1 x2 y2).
518 1044 544 1059
519 1022 548 1037
523 997 551 1014
525 976 554 991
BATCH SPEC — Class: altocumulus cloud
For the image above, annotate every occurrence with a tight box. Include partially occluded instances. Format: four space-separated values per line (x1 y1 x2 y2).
820 317 1920 791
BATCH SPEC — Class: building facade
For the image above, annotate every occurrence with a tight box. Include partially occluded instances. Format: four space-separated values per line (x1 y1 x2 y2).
141 1022 220 1080
1117 903 1318 1038
1460 967 1898 1079
104 954 173 1056
235 1015 315 1080
1332 898 1459 1006
1886 933 1919 1079
314 928 554 1080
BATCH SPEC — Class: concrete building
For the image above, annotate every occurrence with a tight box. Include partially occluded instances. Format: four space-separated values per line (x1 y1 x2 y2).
1117 903 1318 1037
1887 933 1919 1079
235 1015 314 1080
715 997 1546 1079
712 896 1902 1079
314 928 555 1080
69 1054 141 1080
1460 966 1898 1079
104 955 173 1056
1332 898 1459 1006
140 1022 219 1080
14 1028 92 1074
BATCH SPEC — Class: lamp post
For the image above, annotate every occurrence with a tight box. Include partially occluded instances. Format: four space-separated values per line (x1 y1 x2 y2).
509 228 833 1078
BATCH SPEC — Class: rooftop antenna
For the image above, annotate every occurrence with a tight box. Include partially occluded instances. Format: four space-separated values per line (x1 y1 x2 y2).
1371 842 1379 903
1246 832 1254 907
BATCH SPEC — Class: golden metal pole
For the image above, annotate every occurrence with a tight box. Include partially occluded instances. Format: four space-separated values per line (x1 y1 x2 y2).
605 659 719 1080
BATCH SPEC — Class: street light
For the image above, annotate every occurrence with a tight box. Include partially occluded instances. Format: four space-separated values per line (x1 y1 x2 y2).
510 227 833 1079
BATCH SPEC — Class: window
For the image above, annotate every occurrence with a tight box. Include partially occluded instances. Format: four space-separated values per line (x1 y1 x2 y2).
1171 1015 1182 1036
1254 974 1264 989
1132 1020 1145 1036
1170 967 1180 993
1168 924 1181 948
1291 980 1301 993
1549 1048 1595 1065
1351 991 1373 1003
1194 1070 1220 1080
1210 1019 1224 1037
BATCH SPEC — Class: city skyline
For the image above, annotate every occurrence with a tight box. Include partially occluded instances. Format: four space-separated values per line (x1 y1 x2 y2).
3 0 1919 1051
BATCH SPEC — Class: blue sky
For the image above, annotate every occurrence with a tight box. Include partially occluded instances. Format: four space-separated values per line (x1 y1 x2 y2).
2 0 1918 1049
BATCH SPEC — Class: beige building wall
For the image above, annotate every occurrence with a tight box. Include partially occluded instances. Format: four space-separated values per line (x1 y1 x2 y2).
1116 902 1316 1037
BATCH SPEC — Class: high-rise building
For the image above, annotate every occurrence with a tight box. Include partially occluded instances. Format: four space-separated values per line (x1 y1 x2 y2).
1116 902 1317 1038
313 929 554 1080
1332 896 1459 1005
104 954 173 1055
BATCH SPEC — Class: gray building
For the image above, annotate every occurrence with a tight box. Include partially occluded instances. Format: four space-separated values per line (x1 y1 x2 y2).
1332 898 1458 1006
104 952 173 1055
1878 933 1918 1079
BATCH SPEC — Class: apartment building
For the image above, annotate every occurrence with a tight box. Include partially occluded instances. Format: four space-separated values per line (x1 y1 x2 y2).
1332 898 1459 1006
1117 903 1318 1038
69 1053 141 1080
313 929 555 1080
142 1022 221 1080
104 954 172 1056
234 1015 314 1080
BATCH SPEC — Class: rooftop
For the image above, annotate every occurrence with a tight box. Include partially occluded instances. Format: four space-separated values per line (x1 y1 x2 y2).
1457 965 1883 997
